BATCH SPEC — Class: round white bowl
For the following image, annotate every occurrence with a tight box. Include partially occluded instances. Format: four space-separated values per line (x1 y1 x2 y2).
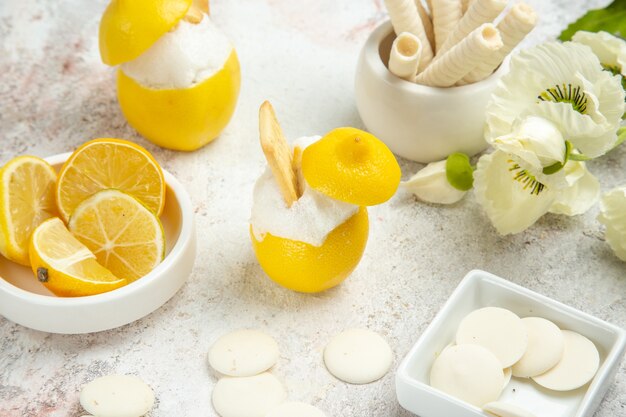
355 20 507 163
0 152 196 334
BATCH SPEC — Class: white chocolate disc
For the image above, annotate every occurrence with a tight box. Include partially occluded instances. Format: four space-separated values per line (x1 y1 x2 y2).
483 401 537 417
532 330 599 391
503 367 512 389
265 402 327 417
430 344 504 407
208 330 279 377
456 307 528 367
323 329 393 384
512 317 564 378
80 375 154 417
212 373 286 417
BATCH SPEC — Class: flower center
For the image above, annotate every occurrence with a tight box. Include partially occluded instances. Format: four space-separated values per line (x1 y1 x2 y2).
537 83 588 114
508 160 546 196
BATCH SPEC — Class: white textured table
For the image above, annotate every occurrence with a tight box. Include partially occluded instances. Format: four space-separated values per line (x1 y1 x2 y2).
0 1 624 416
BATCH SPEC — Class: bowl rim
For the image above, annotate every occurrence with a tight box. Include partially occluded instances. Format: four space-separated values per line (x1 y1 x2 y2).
362 19 509 96
395 269 626 416
0 151 194 306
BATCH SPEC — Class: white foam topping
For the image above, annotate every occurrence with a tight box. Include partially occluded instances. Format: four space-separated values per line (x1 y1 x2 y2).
251 136 359 247
121 14 233 89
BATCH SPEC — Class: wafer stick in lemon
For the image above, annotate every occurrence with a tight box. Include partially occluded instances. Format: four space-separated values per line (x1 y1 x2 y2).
437 0 506 57
415 0 435 50
259 101 300 207
416 24 502 87
460 3 537 84
184 0 210 23
389 32 422 81
384 0 434 70
431 0 463 52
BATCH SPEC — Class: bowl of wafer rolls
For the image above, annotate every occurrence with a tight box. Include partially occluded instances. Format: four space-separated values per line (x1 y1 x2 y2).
355 0 537 163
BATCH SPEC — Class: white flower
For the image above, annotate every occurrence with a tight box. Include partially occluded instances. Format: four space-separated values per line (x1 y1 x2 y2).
572 31 626 77
473 150 561 235
598 186 626 262
550 161 600 216
401 160 467 204
493 116 566 168
486 42 625 158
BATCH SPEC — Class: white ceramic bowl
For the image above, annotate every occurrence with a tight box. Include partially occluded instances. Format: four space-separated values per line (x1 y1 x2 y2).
396 270 626 417
355 20 507 163
0 152 196 334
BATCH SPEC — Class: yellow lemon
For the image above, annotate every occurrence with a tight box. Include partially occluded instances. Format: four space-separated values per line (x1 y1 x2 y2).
56 138 165 222
117 50 241 151
301 128 401 206
69 189 165 282
29 218 126 297
251 207 369 293
0 156 57 265
99 0 193 66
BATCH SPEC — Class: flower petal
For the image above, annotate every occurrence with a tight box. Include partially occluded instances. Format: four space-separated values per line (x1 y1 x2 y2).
474 150 557 235
572 31 626 76
401 160 467 204
598 186 626 262
550 161 600 216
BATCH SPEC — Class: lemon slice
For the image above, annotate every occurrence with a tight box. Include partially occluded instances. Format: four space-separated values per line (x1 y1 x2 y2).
29 218 126 297
56 138 165 221
0 156 57 265
301 128 401 206
68 189 165 282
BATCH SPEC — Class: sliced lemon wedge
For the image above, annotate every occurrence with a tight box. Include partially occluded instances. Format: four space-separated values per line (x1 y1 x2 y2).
29 218 126 297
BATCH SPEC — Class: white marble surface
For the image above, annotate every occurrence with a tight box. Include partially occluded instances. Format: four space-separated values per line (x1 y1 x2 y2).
0 0 624 416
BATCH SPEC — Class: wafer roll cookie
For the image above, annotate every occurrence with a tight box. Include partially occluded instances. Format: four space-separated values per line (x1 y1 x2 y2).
384 0 434 70
415 0 435 50
462 0 476 14
416 24 503 87
389 32 422 81
437 0 506 57
461 3 537 84
431 0 463 52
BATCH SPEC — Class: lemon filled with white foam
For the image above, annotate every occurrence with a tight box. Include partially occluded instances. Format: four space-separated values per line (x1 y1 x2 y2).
99 0 240 151
250 102 400 293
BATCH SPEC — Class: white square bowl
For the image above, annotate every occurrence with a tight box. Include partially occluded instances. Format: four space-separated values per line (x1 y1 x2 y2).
396 270 626 417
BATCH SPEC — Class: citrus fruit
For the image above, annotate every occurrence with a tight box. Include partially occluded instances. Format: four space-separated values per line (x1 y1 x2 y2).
0 156 57 265
99 0 193 66
250 207 369 293
301 128 401 206
29 218 126 297
117 50 241 151
68 189 165 282
56 138 165 222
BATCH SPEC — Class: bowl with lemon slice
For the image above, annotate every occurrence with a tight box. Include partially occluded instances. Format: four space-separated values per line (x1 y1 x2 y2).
0 139 195 334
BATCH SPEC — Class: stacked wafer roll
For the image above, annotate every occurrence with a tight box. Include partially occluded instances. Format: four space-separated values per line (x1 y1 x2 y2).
382 0 537 87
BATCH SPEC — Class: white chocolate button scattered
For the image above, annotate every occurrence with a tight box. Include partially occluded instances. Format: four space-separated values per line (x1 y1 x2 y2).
430 344 504 407
80 375 154 417
503 367 512 389
456 307 528 367
512 317 564 378
265 402 327 417
323 329 393 384
209 330 280 377
532 330 599 391
212 372 286 417
483 401 537 417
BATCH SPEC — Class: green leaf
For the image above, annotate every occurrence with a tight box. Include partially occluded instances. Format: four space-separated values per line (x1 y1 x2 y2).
446 153 474 191
559 0 626 41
